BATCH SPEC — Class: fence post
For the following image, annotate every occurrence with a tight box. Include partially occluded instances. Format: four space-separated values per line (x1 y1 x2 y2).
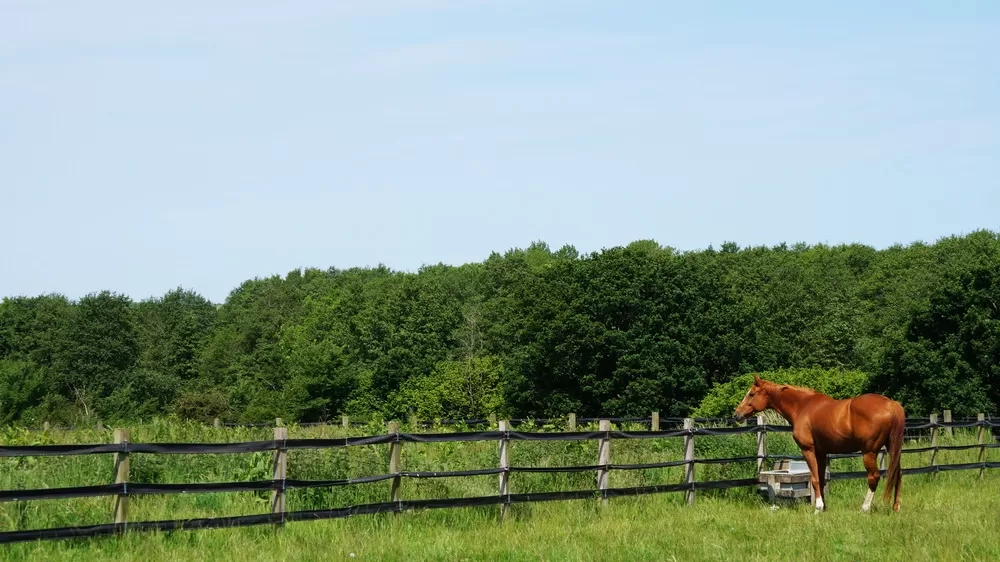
568 413 577 431
97 420 105 432
43 421 50 432
271 426 288 523
684 418 695 505
213 418 221 429
489 413 497 428
498 420 510 520
388 421 402 504
112 428 130 528
929 413 939 470
342 415 350 429
597 419 610 505
978 413 986 479
756 414 766 475
275 418 283 428
651 411 660 431
943 410 953 438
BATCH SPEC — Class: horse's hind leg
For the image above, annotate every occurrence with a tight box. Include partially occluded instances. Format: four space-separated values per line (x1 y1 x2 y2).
861 451 879 512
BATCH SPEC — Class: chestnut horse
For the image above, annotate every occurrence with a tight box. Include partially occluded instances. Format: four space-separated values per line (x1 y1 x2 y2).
734 374 905 513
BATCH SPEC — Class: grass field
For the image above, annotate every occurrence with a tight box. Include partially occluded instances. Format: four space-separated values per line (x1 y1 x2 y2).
4 473 1000 562
1 420 998 561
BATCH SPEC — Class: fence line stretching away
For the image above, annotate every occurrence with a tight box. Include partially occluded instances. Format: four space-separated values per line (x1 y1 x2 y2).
30 415 738 432
2 412 999 545
28 410 998 434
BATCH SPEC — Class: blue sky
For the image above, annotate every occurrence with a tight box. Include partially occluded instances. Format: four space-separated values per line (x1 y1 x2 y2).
2 1 998 303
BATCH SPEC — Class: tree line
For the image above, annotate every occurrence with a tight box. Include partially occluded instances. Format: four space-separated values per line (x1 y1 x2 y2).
2 230 1000 426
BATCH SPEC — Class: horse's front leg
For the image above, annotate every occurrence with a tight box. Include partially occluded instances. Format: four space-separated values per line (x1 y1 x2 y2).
802 448 825 513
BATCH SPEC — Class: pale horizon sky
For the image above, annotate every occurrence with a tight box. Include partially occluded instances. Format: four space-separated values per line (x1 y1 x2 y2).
2 1 998 303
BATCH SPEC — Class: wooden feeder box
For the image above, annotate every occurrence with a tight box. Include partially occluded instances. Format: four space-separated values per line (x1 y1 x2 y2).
757 459 830 503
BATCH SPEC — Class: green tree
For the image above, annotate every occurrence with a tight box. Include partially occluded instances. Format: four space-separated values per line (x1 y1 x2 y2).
0 360 47 424
278 294 354 421
4 230 1000 425
399 356 508 419
134 287 217 382
196 272 312 421
0 294 72 367
51 291 139 419
871 234 1000 416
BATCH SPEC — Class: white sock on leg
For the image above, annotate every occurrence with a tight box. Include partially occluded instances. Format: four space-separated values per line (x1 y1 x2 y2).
861 489 875 512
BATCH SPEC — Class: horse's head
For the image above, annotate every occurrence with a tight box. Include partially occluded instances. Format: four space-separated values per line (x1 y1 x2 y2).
733 373 770 422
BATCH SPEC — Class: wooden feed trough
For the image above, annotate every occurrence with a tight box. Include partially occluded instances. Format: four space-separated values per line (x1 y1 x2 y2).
757 459 830 503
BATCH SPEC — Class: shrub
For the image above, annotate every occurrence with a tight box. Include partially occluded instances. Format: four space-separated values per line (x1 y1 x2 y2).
692 367 870 419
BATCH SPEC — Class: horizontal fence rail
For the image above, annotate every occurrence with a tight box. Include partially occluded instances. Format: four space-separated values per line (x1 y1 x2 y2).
1 413 999 545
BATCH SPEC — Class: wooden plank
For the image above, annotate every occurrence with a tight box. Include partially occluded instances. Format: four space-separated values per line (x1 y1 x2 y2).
388 422 402 503
943 410 953 438
684 418 695 505
929 413 939 469
651 411 660 432
271 427 288 522
568 413 577 431
597 419 610 505
978 413 986 479
498 420 510 520
765 472 816 484
112 429 130 526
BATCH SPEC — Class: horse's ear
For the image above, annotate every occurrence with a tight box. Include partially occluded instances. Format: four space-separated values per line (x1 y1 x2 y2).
753 373 762 385
780 385 789 392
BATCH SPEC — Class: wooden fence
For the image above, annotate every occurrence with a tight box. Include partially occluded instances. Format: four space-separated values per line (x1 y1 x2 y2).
1 411 999 544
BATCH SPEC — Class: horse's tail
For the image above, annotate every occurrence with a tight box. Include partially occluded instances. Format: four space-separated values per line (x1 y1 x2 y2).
882 400 905 510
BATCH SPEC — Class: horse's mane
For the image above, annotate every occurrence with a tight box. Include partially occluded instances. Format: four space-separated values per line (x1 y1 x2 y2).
765 380 821 396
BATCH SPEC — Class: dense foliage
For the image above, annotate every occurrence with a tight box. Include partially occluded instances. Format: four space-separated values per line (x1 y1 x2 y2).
3 230 1000 425
691 368 871 419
